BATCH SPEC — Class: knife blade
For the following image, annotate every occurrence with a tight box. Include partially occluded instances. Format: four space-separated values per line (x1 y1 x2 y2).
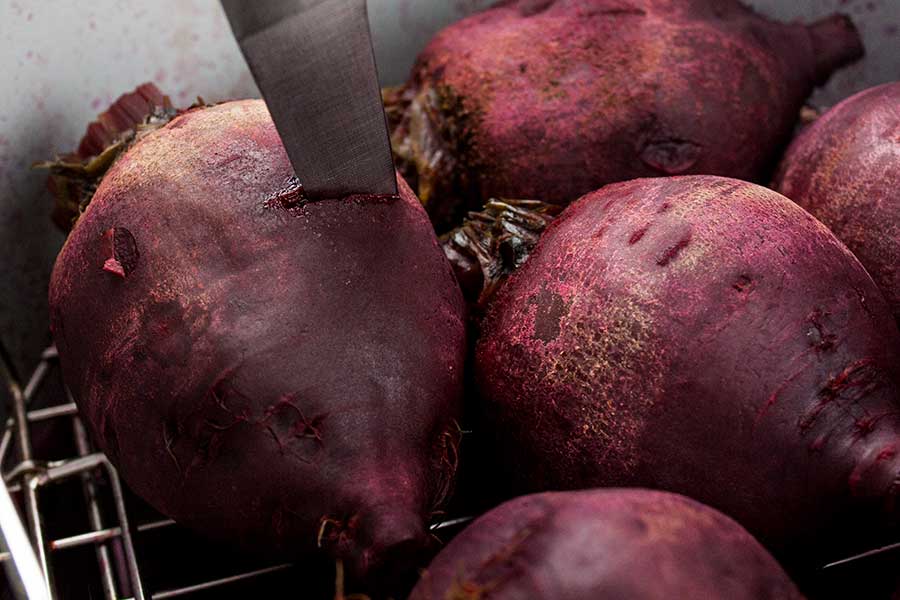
220 0 397 199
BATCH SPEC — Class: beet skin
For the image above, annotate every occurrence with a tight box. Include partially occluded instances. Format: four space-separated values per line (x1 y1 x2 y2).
410 489 803 599
775 82 900 323
49 100 467 580
391 0 864 226
475 176 900 566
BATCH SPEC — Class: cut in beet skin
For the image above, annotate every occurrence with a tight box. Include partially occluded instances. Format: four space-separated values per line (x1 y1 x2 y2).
410 489 804 600
388 0 864 227
475 176 900 568
49 100 467 582
775 82 900 324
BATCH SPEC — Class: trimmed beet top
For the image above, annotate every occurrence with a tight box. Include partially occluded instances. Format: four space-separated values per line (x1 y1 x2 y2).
476 176 900 566
49 100 467 580
410 489 804 600
389 0 863 227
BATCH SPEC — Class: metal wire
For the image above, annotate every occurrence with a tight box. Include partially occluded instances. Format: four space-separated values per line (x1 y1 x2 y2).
133 564 294 600
0 347 304 599
72 416 117 600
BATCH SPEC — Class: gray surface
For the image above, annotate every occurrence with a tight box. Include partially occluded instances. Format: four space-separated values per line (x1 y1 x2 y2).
0 0 898 376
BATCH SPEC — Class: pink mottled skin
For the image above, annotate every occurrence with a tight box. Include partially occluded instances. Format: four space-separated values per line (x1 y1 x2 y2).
775 82 900 323
401 0 863 214
475 176 900 568
410 489 804 600
49 100 467 581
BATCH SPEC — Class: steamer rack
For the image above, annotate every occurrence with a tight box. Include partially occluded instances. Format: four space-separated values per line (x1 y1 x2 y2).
0 342 465 599
0 341 898 598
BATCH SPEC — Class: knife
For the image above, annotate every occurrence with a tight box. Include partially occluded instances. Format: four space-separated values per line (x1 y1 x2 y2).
220 0 397 199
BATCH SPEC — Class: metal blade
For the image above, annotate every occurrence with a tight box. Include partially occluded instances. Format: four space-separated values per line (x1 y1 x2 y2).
221 0 397 198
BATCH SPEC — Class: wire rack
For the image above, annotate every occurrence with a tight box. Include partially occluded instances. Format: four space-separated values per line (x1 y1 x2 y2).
0 345 300 599
3 343 900 598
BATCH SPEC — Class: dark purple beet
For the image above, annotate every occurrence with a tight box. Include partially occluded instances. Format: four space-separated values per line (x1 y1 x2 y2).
475 176 900 567
775 82 900 324
49 100 467 581
389 0 864 228
410 489 804 599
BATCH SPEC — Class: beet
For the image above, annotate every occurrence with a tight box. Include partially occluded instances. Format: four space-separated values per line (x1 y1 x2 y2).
475 176 900 567
388 0 864 228
410 489 803 599
774 82 900 324
48 100 467 581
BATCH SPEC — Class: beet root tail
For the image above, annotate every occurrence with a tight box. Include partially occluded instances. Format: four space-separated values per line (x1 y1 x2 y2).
806 14 865 86
327 502 428 585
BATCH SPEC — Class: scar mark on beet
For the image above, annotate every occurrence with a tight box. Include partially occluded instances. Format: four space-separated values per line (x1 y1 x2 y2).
805 310 837 352
877 445 897 462
292 412 326 443
732 275 754 293
591 6 647 17
640 138 702 174
656 232 692 266
819 359 880 403
261 396 325 461
628 225 649 245
799 359 884 433
531 288 569 342
100 227 139 278
853 412 900 440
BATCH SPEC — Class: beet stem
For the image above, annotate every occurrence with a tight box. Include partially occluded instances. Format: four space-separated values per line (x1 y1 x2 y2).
806 14 865 86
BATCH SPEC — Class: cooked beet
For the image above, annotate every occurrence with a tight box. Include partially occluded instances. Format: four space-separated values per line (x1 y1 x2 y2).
410 489 803 599
475 176 900 567
389 0 863 227
775 82 900 323
49 100 467 580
